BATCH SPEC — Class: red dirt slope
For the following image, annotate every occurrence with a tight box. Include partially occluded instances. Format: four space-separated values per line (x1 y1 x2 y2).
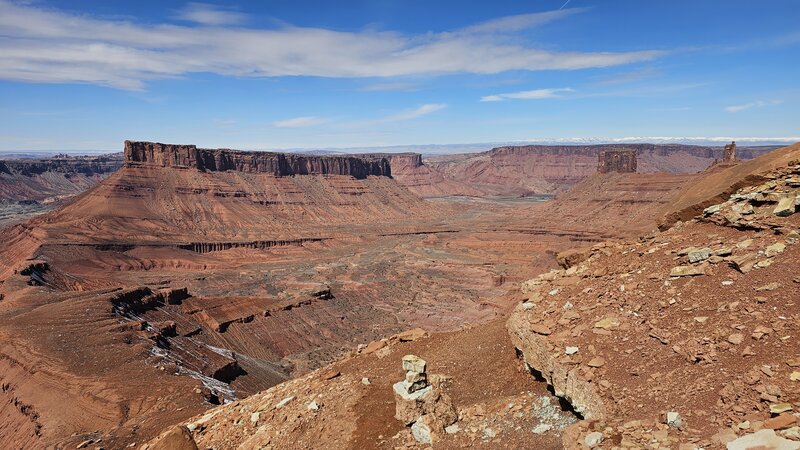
660 141 800 228
509 155 800 448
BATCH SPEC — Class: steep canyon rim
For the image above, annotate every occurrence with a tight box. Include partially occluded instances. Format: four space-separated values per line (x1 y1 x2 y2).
0 139 791 448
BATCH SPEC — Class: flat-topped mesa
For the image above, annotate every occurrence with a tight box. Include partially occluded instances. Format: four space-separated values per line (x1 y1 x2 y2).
488 143 774 159
0 156 121 177
598 150 637 174
124 140 394 179
388 153 424 169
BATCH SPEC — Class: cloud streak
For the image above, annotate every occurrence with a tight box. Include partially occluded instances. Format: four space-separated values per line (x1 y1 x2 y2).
389 104 446 120
0 1 663 90
272 116 326 128
725 100 782 113
272 104 445 130
341 103 447 129
481 88 574 102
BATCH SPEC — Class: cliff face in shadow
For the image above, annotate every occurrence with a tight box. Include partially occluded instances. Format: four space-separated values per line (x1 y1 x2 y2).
125 141 394 179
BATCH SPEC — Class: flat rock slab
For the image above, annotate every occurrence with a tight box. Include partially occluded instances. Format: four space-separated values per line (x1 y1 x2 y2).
727 429 800 450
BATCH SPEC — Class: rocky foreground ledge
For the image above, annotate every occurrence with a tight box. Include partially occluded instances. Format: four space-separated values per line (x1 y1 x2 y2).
509 158 800 448
124 140 397 179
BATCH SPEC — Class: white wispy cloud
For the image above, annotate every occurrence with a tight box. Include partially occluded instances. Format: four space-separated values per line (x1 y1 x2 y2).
389 104 447 120
458 8 587 34
341 103 447 129
725 100 783 113
0 1 663 90
272 116 326 128
481 88 574 102
177 3 245 26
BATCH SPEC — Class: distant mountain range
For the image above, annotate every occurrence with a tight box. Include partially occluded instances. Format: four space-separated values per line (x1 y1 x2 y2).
3 136 797 157
0 151 116 159
287 137 799 156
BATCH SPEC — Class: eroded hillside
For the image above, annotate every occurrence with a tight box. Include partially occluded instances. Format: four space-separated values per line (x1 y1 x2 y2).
144 143 800 450
0 154 122 227
2 141 658 449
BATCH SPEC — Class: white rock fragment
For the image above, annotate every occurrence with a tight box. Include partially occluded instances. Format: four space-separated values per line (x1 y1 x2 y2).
532 423 552 434
666 411 684 429
445 424 460 434
275 396 294 409
411 418 432 444
585 431 604 447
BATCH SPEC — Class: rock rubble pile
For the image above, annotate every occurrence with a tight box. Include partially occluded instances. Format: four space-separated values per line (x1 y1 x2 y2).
509 157 800 448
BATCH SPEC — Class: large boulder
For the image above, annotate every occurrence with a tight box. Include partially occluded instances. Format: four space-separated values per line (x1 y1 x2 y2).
556 247 591 269
726 429 800 450
774 195 798 216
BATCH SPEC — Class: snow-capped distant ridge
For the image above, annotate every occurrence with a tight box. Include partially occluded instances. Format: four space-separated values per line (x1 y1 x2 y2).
521 136 800 146
292 137 799 156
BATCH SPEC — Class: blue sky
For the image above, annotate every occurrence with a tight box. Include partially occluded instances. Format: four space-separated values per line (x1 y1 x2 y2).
0 0 798 151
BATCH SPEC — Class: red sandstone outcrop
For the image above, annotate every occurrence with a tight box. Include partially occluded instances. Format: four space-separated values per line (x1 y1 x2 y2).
392 143 777 198
124 141 393 179
597 149 636 173
388 153 484 197
724 141 737 162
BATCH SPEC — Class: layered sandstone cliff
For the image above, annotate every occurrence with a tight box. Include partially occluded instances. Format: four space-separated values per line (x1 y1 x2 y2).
0 156 120 178
489 143 773 160
389 153 485 197
125 141 393 179
392 143 779 198
0 155 122 202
